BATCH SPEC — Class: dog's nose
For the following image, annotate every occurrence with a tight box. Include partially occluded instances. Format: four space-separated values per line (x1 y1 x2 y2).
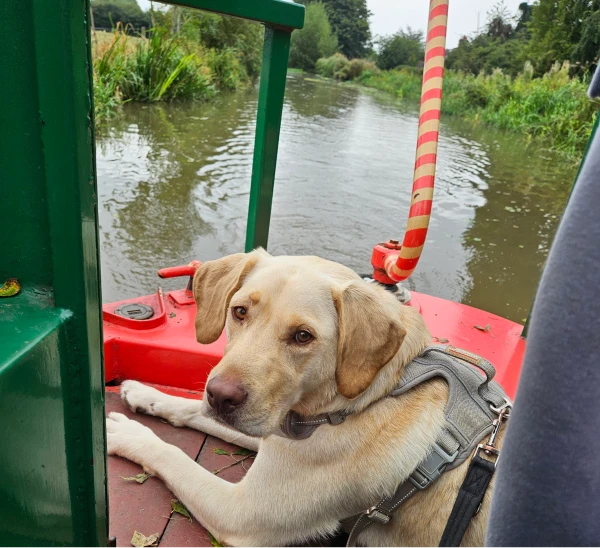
205 377 248 415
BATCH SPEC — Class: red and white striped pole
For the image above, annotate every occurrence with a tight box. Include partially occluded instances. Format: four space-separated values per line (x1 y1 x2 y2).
371 0 449 285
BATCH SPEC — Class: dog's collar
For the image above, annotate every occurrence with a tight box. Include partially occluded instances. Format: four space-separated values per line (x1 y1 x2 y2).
276 409 348 440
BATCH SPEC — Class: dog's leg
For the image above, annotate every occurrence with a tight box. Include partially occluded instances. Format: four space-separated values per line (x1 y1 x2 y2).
119 380 260 451
106 412 342 546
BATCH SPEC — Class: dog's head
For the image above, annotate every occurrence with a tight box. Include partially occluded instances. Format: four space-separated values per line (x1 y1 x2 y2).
194 250 427 437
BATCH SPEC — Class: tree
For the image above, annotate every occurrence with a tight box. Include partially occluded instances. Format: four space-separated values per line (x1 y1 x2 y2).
515 2 533 33
527 0 578 73
289 3 338 71
572 0 600 70
376 28 424 70
321 0 372 59
485 1 514 40
91 0 151 30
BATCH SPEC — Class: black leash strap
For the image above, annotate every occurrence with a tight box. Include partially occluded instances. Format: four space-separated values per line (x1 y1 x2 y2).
439 455 496 547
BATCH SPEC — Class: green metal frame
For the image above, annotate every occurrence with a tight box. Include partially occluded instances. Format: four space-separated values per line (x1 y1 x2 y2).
1 0 302 545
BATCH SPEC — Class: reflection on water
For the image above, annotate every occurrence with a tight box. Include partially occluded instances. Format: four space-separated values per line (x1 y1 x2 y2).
96 74 576 323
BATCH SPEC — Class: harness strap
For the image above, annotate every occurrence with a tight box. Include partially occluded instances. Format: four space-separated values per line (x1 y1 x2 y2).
344 441 459 547
438 455 496 547
345 481 418 547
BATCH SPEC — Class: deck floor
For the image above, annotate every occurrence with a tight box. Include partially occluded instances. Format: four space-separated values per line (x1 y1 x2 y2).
106 388 251 547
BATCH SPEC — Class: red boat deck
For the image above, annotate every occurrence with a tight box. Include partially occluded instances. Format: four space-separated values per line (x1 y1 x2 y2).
104 283 526 545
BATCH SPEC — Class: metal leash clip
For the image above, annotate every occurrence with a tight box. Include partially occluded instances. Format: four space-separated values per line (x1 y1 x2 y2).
472 404 511 516
473 404 511 468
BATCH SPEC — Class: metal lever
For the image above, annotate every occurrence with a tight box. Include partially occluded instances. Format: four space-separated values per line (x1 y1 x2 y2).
157 260 202 292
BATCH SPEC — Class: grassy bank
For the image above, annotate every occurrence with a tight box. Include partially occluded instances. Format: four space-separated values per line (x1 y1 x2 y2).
317 54 598 160
92 28 252 122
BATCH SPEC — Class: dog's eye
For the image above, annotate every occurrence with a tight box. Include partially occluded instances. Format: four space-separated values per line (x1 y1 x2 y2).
232 306 247 321
294 330 313 344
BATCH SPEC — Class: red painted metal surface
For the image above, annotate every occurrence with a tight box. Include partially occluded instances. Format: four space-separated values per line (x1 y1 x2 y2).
103 288 226 389
103 283 524 400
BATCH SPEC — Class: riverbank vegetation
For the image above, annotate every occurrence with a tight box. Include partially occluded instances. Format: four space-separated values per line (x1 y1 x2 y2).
91 0 262 121
357 63 595 158
289 0 600 159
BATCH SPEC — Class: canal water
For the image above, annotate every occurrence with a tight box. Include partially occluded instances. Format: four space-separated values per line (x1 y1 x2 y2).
96 74 576 323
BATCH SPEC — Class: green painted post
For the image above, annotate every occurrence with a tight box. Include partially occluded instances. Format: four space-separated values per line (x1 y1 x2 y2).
245 27 293 252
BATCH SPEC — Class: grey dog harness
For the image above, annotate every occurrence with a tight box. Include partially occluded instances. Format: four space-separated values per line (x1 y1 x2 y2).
278 345 511 547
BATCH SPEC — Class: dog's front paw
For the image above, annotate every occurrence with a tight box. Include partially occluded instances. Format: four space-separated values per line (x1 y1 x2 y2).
121 380 163 414
120 380 190 426
106 412 162 467
121 380 183 423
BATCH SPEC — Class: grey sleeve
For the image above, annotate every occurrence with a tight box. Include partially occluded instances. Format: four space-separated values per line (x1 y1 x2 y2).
485 123 600 546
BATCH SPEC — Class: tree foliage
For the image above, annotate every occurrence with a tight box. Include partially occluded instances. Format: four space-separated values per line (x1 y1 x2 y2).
178 10 263 79
528 0 600 73
376 28 424 70
289 3 338 71
321 0 372 59
446 0 600 77
91 0 151 30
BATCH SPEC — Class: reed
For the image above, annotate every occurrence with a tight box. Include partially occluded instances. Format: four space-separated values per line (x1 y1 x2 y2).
92 27 231 120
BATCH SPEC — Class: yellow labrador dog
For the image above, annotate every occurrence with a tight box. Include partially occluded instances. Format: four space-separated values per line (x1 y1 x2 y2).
107 250 499 546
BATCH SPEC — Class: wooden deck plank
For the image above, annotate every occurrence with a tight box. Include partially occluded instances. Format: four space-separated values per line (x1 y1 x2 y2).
106 391 207 547
160 436 255 547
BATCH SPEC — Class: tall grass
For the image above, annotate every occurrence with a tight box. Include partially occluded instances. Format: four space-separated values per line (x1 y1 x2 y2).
320 56 597 159
92 27 250 121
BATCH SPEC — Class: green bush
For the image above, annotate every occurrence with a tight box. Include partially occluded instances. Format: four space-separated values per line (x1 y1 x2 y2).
206 47 244 90
289 2 338 72
315 52 349 78
316 53 378 80
179 11 263 80
376 28 424 71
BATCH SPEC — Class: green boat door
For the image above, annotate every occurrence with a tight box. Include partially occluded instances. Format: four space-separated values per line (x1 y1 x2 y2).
0 0 302 545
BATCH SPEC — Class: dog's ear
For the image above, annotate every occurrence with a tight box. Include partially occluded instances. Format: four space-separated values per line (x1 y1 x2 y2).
333 282 406 399
193 251 262 344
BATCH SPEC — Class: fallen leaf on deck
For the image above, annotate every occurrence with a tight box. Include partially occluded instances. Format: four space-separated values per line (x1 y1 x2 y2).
474 324 491 332
169 312 176 318
131 531 159 547
0 278 21 298
433 337 449 344
233 448 254 456
171 499 192 521
208 531 223 547
121 473 151 484
214 448 230 456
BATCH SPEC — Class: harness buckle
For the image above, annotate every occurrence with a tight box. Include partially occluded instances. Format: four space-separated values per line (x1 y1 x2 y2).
409 442 459 490
364 505 391 525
